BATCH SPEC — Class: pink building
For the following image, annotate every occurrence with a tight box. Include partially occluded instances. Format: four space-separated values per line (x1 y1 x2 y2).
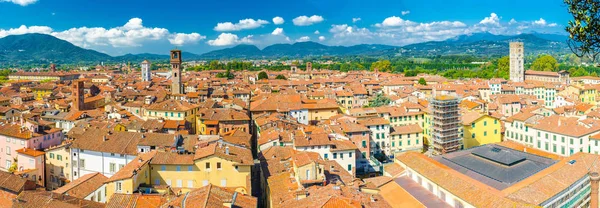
0 120 63 172
16 148 45 187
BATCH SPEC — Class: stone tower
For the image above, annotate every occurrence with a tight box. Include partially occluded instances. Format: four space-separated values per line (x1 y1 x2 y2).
73 80 85 111
509 42 524 82
50 63 56 72
306 62 312 72
141 60 151 82
170 49 183 94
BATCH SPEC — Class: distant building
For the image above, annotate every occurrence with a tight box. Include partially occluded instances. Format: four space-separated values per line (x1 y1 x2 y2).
141 60 151 82
509 42 525 82
8 71 80 82
430 95 461 155
525 70 570 84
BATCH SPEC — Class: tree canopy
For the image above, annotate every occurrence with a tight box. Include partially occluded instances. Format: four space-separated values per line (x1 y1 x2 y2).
531 55 559 71
418 78 427 85
275 74 287 80
367 93 391 107
258 71 269 80
564 0 600 62
370 60 392 72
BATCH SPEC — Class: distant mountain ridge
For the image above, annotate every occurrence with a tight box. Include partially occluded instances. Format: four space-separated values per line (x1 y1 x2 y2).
0 32 570 65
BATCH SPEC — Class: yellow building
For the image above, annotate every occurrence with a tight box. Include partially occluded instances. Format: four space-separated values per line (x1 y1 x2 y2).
31 84 55 100
304 99 340 121
390 124 424 154
45 143 72 190
423 112 432 147
105 143 253 201
105 150 154 198
579 85 597 105
144 99 198 130
461 112 502 149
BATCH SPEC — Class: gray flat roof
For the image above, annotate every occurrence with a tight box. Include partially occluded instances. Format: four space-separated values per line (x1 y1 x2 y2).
434 144 556 190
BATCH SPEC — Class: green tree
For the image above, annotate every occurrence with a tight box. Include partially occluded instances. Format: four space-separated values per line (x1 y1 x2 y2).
276 74 287 80
531 55 559 71
209 60 220 70
216 68 234 79
367 93 391 107
258 71 269 80
497 56 510 78
405 70 418 77
371 60 392 72
418 78 427 85
564 0 600 62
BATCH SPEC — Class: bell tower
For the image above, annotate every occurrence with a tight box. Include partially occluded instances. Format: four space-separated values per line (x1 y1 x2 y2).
73 80 85 111
170 49 183 94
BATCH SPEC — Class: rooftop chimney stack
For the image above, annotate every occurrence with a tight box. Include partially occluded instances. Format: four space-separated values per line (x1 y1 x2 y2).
225 146 230 155
103 136 107 141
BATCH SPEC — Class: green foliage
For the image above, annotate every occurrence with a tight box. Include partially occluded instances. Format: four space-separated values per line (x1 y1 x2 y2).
40 79 53 83
531 55 559 71
418 78 427 85
216 68 234 79
497 56 510 78
7 158 17 173
258 71 269 80
569 67 590 77
564 0 600 62
370 60 392 72
367 93 391 107
275 74 287 80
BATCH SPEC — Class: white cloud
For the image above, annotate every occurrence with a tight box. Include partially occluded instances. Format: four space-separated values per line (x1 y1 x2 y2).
314 30 320 34
271 28 284 35
207 33 254 46
0 18 204 50
376 16 415 27
401 11 410 15
508 18 517 25
548 23 558 27
273 16 284 25
214 18 269 31
50 18 171 48
0 0 37 6
479 13 500 26
318 36 325 41
533 18 547 26
168 33 206 46
329 24 350 33
296 36 310 42
0 25 53 38
352 17 361 23
292 15 324 26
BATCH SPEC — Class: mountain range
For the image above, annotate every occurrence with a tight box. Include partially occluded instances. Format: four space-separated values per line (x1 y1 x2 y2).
0 32 571 65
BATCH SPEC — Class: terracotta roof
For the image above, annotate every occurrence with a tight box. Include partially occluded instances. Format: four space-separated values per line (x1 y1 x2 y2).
194 143 253 166
390 124 422 135
106 151 156 183
53 173 108 199
12 190 104 208
162 184 257 208
16 148 45 157
149 151 194 165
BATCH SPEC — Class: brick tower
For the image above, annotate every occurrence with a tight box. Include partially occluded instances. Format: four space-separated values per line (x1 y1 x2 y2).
170 49 183 94
73 80 85 111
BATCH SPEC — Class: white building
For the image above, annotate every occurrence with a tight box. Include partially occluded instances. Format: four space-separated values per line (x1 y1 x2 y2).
141 60 151 82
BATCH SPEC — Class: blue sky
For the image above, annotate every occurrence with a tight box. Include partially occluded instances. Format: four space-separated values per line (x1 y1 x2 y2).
0 0 572 55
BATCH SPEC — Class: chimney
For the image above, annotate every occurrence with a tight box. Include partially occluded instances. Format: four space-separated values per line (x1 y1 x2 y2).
225 146 230 155
138 158 143 163
103 136 107 141
591 172 600 208
141 134 145 139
